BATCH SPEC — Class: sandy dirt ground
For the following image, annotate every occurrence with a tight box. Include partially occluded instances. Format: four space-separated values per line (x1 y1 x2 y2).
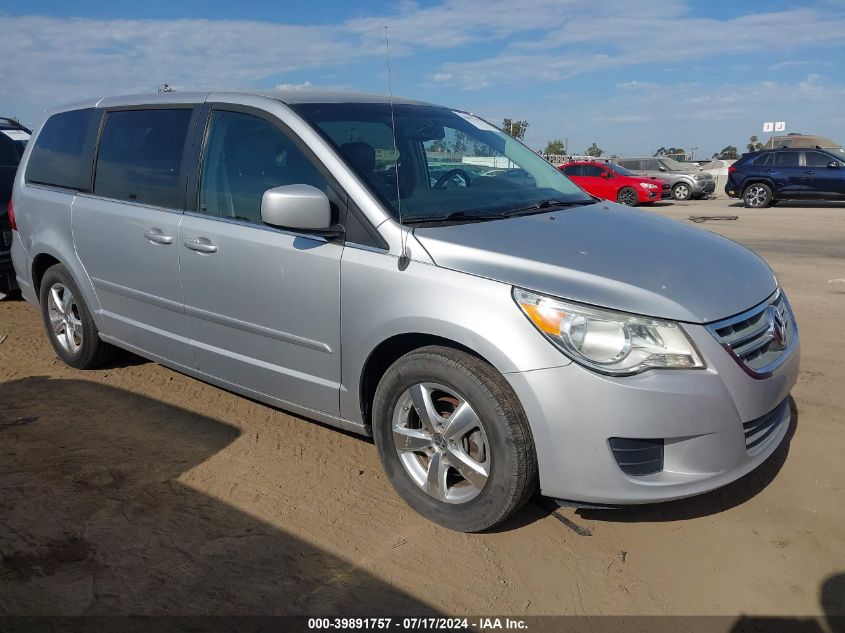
1 196 843 628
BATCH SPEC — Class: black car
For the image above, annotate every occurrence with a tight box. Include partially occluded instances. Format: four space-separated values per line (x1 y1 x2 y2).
1 117 31 296
726 146 845 208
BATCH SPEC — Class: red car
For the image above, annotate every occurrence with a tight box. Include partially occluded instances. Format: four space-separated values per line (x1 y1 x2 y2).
558 161 670 206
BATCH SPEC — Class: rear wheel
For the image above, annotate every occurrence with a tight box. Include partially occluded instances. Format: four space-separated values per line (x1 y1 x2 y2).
743 183 773 208
372 346 538 532
616 187 639 206
672 182 692 201
39 264 116 369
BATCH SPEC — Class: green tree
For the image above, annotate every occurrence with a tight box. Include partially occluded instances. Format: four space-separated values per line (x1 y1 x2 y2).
654 147 687 159
502 118 529 140
451 132 470 154
747 135 764 152
713 146 739 160
544 139 567 155
428 140 448 153
585 142 603 157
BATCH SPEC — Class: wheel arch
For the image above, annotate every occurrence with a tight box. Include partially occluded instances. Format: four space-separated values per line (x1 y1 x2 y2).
358 332 498 430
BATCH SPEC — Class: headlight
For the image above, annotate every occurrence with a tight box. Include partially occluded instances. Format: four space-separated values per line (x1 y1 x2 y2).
638 182 658 189
514 288 705 375
693 174 703 180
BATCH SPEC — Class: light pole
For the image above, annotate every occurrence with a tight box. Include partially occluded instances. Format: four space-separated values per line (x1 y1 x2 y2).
690 147 699 161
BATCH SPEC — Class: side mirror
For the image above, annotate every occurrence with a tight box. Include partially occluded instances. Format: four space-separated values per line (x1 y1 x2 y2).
261 185 343 237
601 171 612 178
827 161 841 169
658 165 668 172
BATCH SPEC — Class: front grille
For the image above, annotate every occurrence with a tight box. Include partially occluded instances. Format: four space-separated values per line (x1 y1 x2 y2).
707 290 796 377
743 398 790 454
608 437 664 476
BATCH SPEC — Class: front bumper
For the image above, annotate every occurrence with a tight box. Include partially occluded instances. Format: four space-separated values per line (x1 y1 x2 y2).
693 180 716 196
505 320 799 504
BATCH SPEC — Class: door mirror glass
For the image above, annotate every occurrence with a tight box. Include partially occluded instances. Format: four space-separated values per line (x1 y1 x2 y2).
261 184 332 230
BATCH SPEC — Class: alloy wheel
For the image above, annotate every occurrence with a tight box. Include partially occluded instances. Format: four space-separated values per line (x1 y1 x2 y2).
46 283 83 354
673 184 691 200
745 185 768 208
618 188 638 206
392 382 490 504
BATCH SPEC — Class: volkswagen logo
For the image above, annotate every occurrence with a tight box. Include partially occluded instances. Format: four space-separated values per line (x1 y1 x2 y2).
767 305 788 349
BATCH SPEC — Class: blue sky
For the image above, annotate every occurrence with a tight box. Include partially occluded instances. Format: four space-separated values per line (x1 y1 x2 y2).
2 0 844 158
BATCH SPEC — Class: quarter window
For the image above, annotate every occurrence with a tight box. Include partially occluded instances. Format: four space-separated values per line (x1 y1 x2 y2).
94 109 193 209
199 110 327 225
752 153 772 166
25 108 99 190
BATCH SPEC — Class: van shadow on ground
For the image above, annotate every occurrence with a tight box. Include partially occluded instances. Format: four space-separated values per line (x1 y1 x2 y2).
0 376 436 616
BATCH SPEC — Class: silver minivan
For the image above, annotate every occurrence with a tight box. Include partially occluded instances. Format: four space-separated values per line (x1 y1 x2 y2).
10 90 799 532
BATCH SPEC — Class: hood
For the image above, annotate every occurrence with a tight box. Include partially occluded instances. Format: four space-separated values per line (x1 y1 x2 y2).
414 203 776 323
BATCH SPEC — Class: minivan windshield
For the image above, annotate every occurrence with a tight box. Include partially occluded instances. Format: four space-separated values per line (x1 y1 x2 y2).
292 102 593 223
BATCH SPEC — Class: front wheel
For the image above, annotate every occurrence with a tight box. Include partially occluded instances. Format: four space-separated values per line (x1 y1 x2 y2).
672 182 693 201
372 346 538 532
743 183 773 208
616 187 639 206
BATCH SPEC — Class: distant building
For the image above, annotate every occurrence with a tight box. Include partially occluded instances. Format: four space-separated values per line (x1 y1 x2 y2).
764 133 841 149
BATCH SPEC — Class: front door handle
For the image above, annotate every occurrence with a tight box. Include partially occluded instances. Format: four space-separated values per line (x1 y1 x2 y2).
144 229 173 245
804 170 816 175
184 238 218 254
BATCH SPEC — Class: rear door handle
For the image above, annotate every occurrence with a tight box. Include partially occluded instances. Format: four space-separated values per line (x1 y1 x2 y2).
184 238 218 254
144 229 173 245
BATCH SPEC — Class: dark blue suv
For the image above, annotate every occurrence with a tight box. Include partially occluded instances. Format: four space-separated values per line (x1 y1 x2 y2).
726 147 845 208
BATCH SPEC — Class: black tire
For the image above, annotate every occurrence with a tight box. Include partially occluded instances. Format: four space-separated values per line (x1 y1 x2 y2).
372 346 538 532
743 183 773 208
672 182 693 201
39 264 116 369
616 187 639 206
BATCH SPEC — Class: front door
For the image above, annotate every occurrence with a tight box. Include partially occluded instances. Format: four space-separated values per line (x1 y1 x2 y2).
178 108 343 415
73 107 196 367
803 151 845 197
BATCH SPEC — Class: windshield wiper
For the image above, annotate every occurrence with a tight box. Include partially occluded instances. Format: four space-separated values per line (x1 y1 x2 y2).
404 210 508 225
500 199 591 217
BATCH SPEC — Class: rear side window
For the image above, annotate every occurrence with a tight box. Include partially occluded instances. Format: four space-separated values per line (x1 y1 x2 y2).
0 135 18 167
25 108 99 190
772 152 799 167
94 109 193 209
561 165 582 176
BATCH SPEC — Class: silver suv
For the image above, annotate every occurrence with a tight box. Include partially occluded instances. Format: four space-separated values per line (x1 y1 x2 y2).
10 90 799 531
616 157 716 200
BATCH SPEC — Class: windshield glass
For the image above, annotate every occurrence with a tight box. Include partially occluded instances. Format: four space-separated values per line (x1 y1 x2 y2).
292 102 593 222
608 163 635 176
660 157 693 171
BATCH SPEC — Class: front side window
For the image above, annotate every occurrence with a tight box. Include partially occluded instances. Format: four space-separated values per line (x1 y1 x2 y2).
198 110 327 225
608 163 635 176
94 108 193 209
26 108 99 190
805 151 834 167
642 159 661 171
292 102 591 223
